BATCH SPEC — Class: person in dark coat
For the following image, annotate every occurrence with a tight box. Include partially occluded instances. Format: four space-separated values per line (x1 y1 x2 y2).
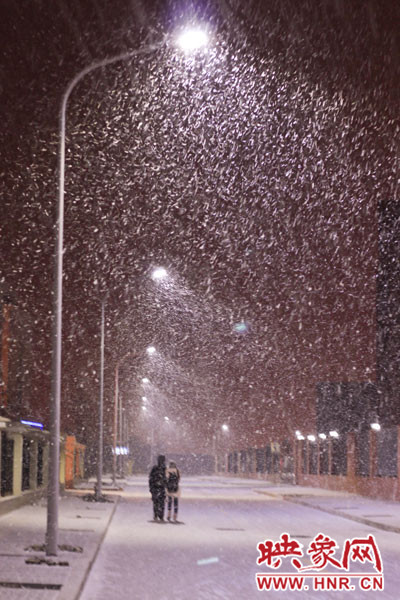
149 455 167 521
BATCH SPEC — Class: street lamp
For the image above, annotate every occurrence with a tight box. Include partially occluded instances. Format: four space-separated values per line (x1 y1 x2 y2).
213 424 230 474
46 28 209 556
151 267 168 281
176 27 209 52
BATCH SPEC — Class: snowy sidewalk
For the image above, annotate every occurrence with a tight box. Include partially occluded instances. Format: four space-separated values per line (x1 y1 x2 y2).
0 489 118 600
255 482 400 534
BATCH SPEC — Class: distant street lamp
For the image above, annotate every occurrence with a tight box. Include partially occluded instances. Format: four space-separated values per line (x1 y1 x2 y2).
176 28 209 52
46 28 209 556
151 267 168 281
112 343 158 485
112 350 137 486
213 424 230 474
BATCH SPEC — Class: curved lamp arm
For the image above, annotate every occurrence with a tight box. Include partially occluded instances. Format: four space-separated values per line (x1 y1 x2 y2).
46 38 166 556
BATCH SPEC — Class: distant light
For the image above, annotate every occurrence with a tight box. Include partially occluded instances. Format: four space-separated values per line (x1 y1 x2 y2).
113 445 129 456
142 377 149 384
307 435 316 442
176 28 209 52
296 434 305 441
295 430 301 436
142 396 147 402
371 422 381 432
151 267 168 281
21 420 44 429
222 424 229 432
318 433 327 440
142 406 147 411
164 416 169 422
233 322 248 334
329 430 339 438
146 346 156 355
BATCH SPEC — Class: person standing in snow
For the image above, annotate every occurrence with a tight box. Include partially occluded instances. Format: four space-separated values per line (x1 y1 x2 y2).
149 455 167 521
165 461 181 522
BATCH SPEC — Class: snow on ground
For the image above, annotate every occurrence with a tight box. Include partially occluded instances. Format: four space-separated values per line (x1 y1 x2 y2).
79 476 400 599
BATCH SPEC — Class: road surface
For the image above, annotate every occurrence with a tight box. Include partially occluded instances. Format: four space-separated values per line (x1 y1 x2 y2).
80 476 399 599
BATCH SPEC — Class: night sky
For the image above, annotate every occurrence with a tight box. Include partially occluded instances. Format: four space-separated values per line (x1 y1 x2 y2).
0 0 398 454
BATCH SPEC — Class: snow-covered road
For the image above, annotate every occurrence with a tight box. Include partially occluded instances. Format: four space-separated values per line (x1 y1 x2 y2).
80 476 400 599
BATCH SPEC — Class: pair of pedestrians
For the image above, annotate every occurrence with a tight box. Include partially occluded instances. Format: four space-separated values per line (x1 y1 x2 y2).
149 455 181 522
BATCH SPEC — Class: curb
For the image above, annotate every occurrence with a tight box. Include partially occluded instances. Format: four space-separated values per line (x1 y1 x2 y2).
58 495 120 600
284 496 400 535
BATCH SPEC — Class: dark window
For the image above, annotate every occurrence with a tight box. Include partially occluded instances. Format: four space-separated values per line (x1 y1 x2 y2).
247 450 254 473
22 438 31 491
319 441 329 474
37 443 44 486
1 433 14 496
301 441 307 474
377 428 398 477
266 446 272 474
309 442 318 474
233 451 238 474
331 438 347 475
256 448 265 473
356 429 370 476
240 450 246 472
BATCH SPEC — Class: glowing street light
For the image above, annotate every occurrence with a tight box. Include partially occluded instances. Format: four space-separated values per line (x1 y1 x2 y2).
318 433 327 440
151 267 168 281
142 377 150 384
176 27 209 52
371 422 381 432
146 346 156 355
47 26 211 556
329 430 339 438
222 424 229 432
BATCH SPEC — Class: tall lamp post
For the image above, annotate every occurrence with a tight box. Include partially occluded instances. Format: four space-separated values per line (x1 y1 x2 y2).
95 298 106 501
112 351 137 486
46 29 209 556
213 423 229 474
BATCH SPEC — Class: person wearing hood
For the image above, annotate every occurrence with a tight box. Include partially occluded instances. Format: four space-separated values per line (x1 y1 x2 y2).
165 461 181 522
149 455 167 521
